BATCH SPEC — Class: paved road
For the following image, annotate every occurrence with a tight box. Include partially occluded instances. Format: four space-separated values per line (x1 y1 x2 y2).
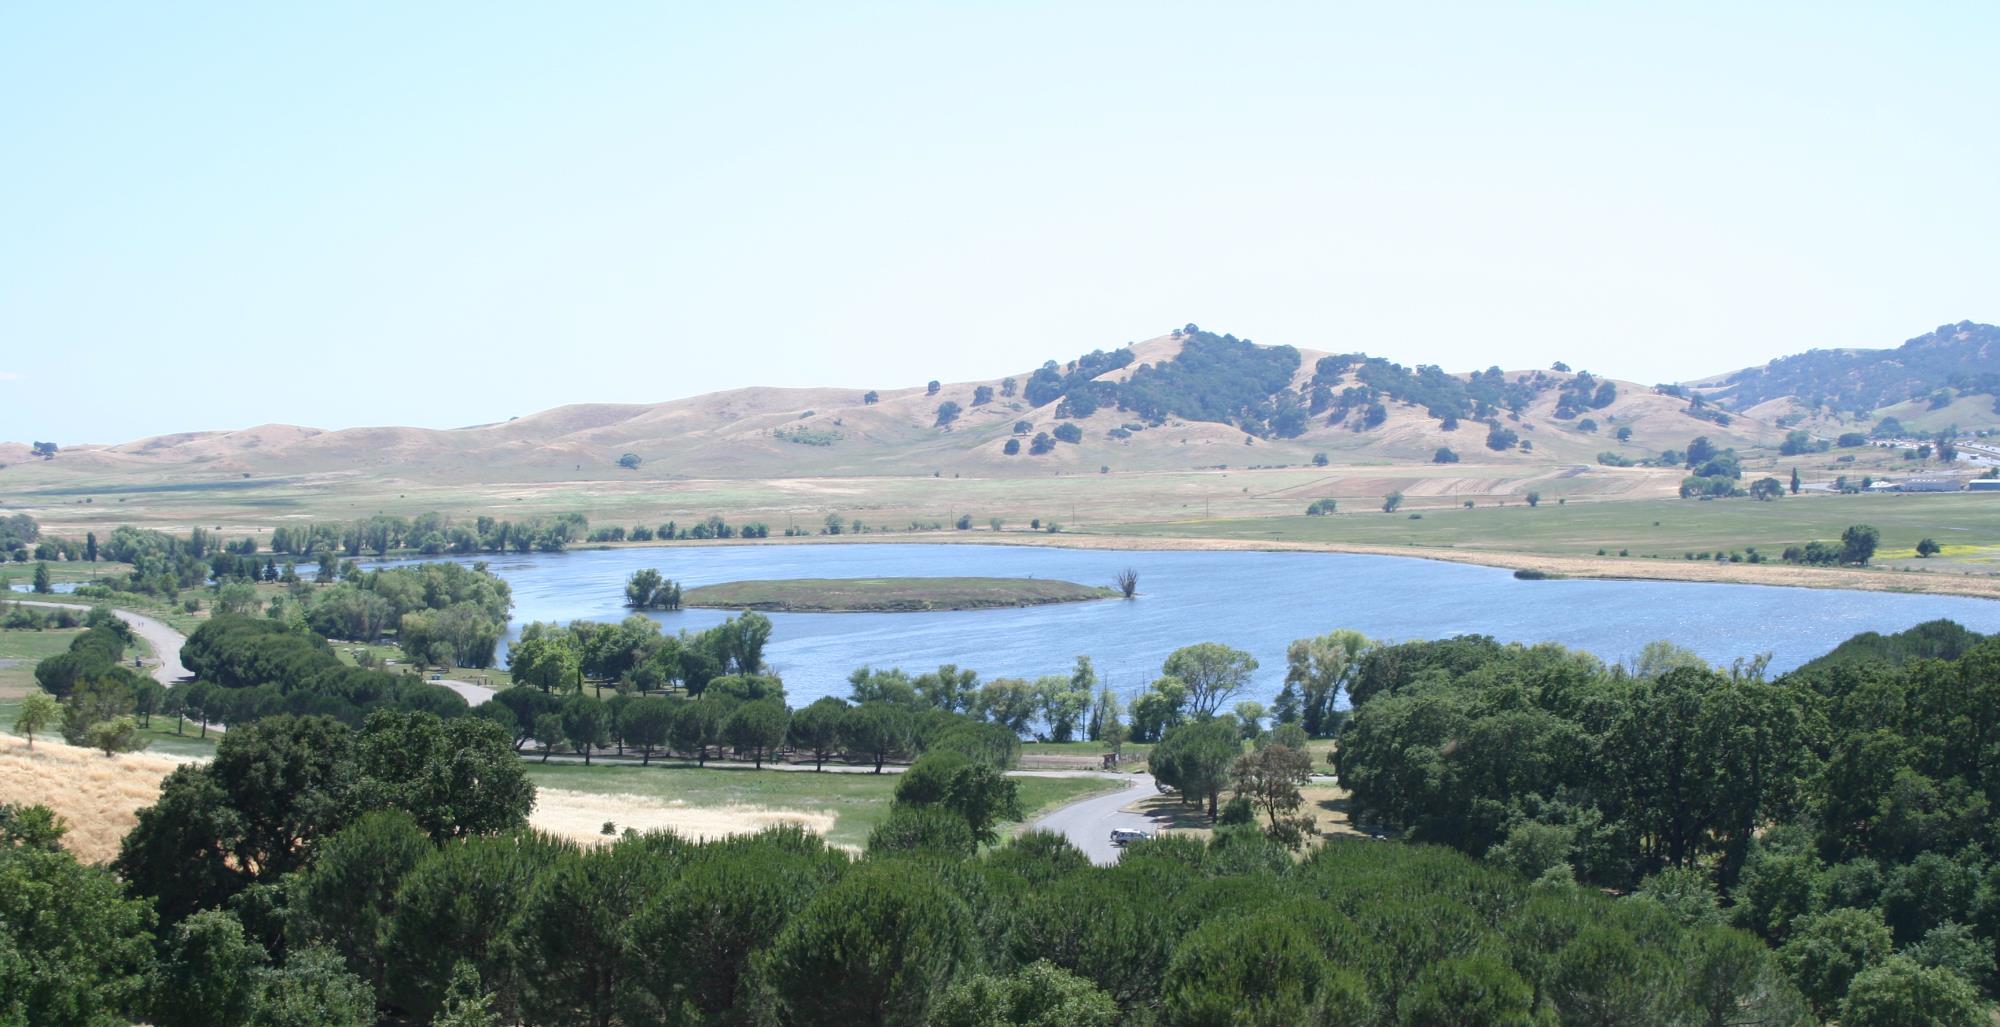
1029 772 1167 865
435 677 497 706
11 600 189 686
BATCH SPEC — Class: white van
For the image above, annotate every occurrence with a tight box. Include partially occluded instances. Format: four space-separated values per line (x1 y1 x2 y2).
1109 828 1153 846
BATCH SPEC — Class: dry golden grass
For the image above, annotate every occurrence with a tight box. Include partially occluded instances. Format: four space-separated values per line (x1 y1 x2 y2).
0 733 186 864
529 786 836 847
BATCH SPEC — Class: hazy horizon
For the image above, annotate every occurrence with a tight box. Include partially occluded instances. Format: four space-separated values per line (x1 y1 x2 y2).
5 3 1995 443
3 317 1987 447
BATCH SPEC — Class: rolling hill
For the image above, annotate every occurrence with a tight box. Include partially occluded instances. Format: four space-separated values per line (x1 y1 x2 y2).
1699 320 2000 427
0 328 1784 490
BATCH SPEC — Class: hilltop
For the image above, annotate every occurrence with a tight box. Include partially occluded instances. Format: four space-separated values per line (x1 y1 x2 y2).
0 326 1781 487
1698 320 2000 434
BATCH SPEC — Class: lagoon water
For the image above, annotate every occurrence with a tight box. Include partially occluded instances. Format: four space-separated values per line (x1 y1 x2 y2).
431 544 2000 706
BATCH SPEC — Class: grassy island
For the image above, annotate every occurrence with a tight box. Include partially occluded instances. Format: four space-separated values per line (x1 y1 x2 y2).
681 576 1120 612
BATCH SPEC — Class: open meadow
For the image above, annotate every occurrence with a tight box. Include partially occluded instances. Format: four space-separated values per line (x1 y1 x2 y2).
525 763 1120 851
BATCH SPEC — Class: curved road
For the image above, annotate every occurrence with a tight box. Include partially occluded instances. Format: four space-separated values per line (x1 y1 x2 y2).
11 599 189 686
1029 772 1166 865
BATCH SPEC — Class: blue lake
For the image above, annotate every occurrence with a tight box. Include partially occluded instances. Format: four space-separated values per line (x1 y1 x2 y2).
426 544 2000 706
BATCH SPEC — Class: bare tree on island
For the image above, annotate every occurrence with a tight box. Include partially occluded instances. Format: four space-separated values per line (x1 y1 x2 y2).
1114 568 1138 599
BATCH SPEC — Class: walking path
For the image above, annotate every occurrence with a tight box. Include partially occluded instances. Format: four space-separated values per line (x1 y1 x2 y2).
10 600 189 686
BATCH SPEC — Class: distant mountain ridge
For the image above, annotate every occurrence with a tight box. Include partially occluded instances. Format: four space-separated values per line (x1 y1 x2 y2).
0 320 1985 484
1705 320 2000 417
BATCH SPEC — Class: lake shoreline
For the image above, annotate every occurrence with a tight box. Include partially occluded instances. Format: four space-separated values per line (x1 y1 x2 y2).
569 531 2000 602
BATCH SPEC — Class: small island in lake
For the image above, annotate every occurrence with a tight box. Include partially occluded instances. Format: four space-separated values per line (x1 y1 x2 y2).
681 576 1122 612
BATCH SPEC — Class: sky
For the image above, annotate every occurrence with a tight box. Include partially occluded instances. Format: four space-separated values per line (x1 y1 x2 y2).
3 2 1995 444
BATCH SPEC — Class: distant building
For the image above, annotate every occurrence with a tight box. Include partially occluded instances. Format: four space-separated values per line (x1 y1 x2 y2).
1969 479 2000 493
1895 476 1967 493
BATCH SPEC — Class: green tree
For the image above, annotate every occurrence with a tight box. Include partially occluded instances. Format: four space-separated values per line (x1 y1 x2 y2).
842 702 912 772
560 693 609 764
151 910 268 1027
788 696 849 770
247 945 374 1027
85 714 147 756
724 699 790 768
383 832 570 1021
1778 907 1893 1020
509 841 668 1027
1152 717 1242 819
1162 643 1258 717
286 810 432 995
624 832 844 1022
1605 668 1807 880
1036 673 1092 742
619 695 676 764
11 691 58 749
1397 953 1535 1027
1841 524 1880 565
31 561 51 593
1284 630 1367 737
711 612 773 674
1840 956 1984 1027
509 634 582 693
61 671 136 745
867 803 978 858
342 711 533 841
761 863 972 1025
1231 742 1314 839
976 677 1040 734
0 837 156 1027
533 713 564 762
431 962 501 1027
896 750 1022 844
1160 912 1366 1027
1382 492 1403 513
624 568 663 608
1789 467 1801 494
1916 537 1941 558
933 961 1118 1027
671 700 727 766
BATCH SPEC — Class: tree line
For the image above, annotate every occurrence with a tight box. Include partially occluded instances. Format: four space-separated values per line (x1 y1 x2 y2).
8 704 1840 1027
267 512 589 558
17 612 2000 1022
1330 623 2000 1021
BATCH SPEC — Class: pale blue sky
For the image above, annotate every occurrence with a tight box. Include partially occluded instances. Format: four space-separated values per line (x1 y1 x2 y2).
3 2 1994 443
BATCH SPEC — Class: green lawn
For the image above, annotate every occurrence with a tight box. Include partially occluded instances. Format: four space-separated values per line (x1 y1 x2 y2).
524 763 1117 850
1097 493 2000 572
0 628 85 699
0 625 216 758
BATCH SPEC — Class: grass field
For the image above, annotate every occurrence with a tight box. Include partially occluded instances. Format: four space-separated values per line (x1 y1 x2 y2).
6 446 1995 600
1093 492 2000 575
0 626 217 758
0 734 187 863
524 763 1117 850
683 576 1121 612
0 628 84 699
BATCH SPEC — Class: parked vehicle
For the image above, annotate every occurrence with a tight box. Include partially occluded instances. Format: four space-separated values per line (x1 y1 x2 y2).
1110 828 1152 846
